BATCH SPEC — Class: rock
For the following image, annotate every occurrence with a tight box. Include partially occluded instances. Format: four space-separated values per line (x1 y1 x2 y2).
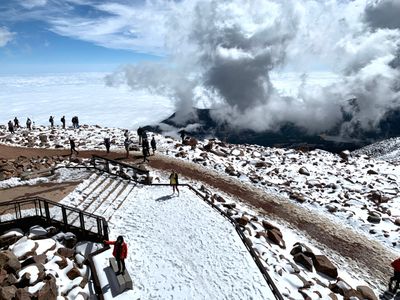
290 243 314 259
55 256 68 269
329 278 352 296
339 150 351 161
21 254 47 268
14 288 32 300
203 142 213 152
313 255 338 278
356 285 378 300
367 169 378 175
290 192 306 203
299 167 310 176
0 250 21 274
57 248 75 259
267 229 285 249
262 220 280 231
367 214 381 224
39 134 48 143
236 216 249 227
395 219 400 226
37 275 57 300
326 204 338 213
328 293 338 300
0 286 17 300
293 253 313 272
0 269 7 285
66 267 81 280
63 233 77 249
255 231 268 239
294 273 313 289
28 225 48 239
225 165 237 176
0 235 20 249
16 273 31 289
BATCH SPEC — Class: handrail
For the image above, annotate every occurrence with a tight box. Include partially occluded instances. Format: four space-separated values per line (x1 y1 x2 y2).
91 155 149 175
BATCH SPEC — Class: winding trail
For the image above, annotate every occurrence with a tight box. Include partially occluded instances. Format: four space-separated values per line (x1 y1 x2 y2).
0 144 395 286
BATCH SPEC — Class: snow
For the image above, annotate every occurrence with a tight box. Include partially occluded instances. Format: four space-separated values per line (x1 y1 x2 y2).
10 236 36 258
88 185 275 299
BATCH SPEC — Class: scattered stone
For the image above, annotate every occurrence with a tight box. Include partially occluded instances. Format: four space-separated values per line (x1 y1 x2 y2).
356 285 378 300
313 255 338 279
293 253 313 272
66 267 81 280
299 167 310 176
57 248 75 259
0 251 21 274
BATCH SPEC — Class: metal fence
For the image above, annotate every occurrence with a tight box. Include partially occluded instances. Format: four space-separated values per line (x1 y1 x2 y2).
0 197 109 241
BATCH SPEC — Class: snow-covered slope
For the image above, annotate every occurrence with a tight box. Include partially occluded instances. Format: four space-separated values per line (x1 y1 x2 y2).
353 137 400 163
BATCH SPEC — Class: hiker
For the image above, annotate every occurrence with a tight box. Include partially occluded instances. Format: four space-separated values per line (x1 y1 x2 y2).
13 117 19 128
151 136 157 155
104 137 111 153
8 121 14 134
389 257 400 293
71 116 76 128
169 170 179 195
124 129 129 140
69 136 79 156
180 130 186 144
104 236 128 275
137 127 143 145
61 116 66 129
124 138 130 158
142 141 149 162
49 116 54 128
26 118 32 130
75 116 79 128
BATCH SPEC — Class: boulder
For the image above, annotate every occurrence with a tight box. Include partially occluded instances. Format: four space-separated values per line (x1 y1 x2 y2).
367 169 378 175
367 214 381 224
356 285 378 300
15 288 32 300
0 269 7 285
339 150 351 161
36 275 57 300
39 134 48 143
0 235 20 249
329 279 352 296
299 167 310 176
21 254 47 268
55 256 68 269
0 286 17 300
57 248 75 259
63 233 77 249
267 229 285 249
28 225 48 239
262 220 280 231
236 216 249 227
290 192 306 203
0 251 21 274
66 267 81 280
313 255 338 278
293 253 313 272
290 243 315 260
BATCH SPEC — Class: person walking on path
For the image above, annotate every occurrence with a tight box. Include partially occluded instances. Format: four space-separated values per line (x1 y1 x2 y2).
8 121 14 134
137 127 143 145
49 116 54 128
180 130 186 144
13 117 19 128
104 236 128 275
389 257 400 293
104 137 111 153
169 170 179 196
124 129 129 140
26 118 32 130
124 138 130 158
61 116 66 129
142 141 150 162
151 136 157 155
69 136 79 156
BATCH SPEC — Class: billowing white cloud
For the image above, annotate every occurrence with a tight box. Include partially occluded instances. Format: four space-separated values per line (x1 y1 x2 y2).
105 0 400 136
0 27 14 47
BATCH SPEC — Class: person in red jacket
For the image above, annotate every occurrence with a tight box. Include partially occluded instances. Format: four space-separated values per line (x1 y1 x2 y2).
389 257 400 293
104 236 128 275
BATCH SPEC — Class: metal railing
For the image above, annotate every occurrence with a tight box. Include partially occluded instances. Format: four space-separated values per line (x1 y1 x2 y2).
0 197 109 241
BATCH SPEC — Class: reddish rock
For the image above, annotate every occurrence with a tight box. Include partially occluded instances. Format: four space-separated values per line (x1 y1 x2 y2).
15 288 33 300
267 229 285 249
356 285 378 300
57 248 75 259
236 216 249 227
0 286 17 300
67 267 81 280
313 255 338 278
37 275 57 300
293 253 313 272
55 256 68 270
0 251 21 274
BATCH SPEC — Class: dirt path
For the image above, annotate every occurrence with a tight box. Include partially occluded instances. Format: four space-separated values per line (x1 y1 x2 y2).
0 144 394 285
149 154 395 286
0 181 80 203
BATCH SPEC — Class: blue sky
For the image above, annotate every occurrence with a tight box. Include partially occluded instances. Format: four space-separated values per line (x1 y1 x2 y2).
0 0 165 74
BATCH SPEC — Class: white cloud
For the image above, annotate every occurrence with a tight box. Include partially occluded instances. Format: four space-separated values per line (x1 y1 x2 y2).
0 27 14 47
20 0 47 9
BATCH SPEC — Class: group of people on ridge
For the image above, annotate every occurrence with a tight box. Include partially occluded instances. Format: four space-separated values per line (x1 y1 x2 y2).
7 115 79 133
